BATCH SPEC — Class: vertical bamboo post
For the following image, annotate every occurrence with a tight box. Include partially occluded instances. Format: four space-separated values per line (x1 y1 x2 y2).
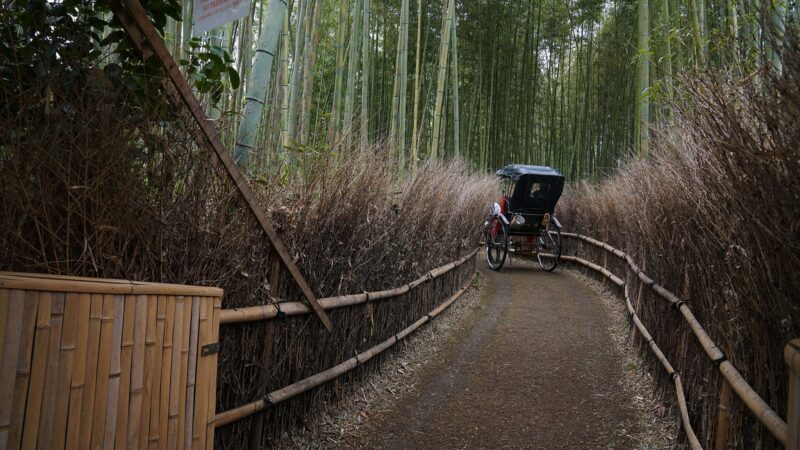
248 253 283 450
715 378 733 450
785 339 800 450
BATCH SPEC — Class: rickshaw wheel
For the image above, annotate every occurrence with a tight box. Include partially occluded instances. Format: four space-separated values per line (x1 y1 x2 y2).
537 222 561 272
486 218 508 271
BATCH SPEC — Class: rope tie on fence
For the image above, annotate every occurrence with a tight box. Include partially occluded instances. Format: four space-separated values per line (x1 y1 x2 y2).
275 304 286 321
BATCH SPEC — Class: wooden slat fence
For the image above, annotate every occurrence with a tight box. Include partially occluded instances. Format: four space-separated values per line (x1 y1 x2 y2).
0 273 222 450
559 232 797 450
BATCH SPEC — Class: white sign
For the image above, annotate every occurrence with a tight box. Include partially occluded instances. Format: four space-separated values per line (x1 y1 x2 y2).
193 0 250 36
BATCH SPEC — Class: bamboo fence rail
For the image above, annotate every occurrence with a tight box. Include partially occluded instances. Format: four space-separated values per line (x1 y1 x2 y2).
560 232 791 448
213 250 479 428
220 249 478 325
0 273 222 450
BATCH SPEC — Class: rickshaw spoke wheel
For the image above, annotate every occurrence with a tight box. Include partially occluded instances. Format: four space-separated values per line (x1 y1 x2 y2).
486 218 508 271
537 222 561 272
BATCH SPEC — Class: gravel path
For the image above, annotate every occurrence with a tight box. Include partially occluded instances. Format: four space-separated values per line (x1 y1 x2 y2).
351 259 644 449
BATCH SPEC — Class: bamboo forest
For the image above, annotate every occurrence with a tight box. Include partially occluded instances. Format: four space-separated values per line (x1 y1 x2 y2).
113 0 796 180
2 0 800 447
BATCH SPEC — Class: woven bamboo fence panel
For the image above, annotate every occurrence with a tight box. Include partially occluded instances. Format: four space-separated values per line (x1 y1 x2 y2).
0 272 222 450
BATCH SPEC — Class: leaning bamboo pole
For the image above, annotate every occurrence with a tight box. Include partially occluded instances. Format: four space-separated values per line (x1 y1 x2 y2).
213 270 477 428
430 0 455 158
220 249 478 324
561 233 789 446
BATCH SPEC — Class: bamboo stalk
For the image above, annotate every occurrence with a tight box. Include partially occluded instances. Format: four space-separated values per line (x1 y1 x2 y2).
20 291 50 450
114 294 137 450
204 297 221 449
139 294 158 450
102 294 125 449
183 297 200 450
214 271 477 428
147 296 167 450
7 290 38 449
0 290 25 448
36 292 64 450
785 340 800 450
90 294 115 450
715 379 733 450
77 294 103 450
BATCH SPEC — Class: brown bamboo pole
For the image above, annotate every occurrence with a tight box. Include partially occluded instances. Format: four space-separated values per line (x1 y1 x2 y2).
77 294 103 450
138 294 158 450
785 339 800 450
214 271 477 428
20 291 50 450
114 295 137 450
561 233 789 445
37 292 65 450
64 293 91 450
7 291 38 449
204 297 221 449
103 294 125 448
158 297 177 450
183 297 200 450
715 379 733 450
91 295 114 450
147 295 167 450
220 249 478 324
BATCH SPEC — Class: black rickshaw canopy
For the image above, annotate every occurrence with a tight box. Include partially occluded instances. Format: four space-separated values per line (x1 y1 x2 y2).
495 164 564 181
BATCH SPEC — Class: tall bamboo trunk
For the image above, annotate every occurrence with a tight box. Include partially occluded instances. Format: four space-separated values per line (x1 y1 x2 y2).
329 0 349 142
360 0 371 149
410 0 423 170
637 0 650 157
301 0 321 145
234 0 288 170
285 0 309 148
344 0 364 148
430 0 455 158
397 0 410 167
449 3 460 158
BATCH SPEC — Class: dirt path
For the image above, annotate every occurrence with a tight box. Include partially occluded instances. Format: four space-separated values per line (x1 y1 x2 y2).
351 259 642 449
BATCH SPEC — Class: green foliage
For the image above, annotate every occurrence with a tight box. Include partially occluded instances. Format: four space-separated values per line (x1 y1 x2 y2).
180 38 240 106
0 0 238 108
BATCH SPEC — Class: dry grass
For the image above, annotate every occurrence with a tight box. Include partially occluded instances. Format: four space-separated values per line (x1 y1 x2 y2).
0 38 495 447
557 40 800 449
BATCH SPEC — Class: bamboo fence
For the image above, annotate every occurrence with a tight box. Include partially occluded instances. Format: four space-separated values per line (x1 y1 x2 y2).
0 273 222 450
0 250 477 449
560 232 795 449
213 249 479 429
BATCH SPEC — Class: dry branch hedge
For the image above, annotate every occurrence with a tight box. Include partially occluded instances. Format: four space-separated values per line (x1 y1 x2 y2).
557 41 800 449
0 30 495 447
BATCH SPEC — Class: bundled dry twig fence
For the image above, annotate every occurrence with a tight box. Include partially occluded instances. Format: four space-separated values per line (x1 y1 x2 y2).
0 23 496 446
557 39 800 449
561 235 793 449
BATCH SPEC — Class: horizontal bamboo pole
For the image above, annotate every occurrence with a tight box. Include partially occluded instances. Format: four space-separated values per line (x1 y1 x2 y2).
562 234 789 445
565 254 702 449
212 272 476 428
0 272 223 297
220 249 479 325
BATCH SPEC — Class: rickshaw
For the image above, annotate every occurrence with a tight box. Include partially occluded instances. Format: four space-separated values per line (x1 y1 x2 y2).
485 164 564 271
